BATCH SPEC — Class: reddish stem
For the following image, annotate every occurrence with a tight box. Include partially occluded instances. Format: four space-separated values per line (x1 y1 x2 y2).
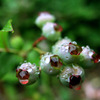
33 36 46 47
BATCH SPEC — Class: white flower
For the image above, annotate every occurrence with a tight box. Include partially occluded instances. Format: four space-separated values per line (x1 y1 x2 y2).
52 37 71 54
42 22 62 41
40 52 62 75
16 62 40 85
81 46 94 59
35 12 55 27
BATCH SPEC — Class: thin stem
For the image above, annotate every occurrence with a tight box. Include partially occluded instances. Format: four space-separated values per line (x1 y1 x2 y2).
0 35 46 58
0 48 27 59
33 36 46 47
0 48 18 54
0 46 46 57
34 47 46 54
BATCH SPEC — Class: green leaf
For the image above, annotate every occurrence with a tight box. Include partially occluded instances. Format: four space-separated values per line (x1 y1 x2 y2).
4 85 18 100
1 19 14 33
0 52 23 79
0 19 14 48
59 88 72 100
0 31 8 48
2 72 17 84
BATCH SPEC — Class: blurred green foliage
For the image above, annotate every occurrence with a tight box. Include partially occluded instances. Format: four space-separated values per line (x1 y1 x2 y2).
0 0 100 100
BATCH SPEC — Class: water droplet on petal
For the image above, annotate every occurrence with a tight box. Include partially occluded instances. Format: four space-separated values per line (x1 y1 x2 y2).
49 69 53 73
24 60 27 63
45 57 50 64
37 71 40 75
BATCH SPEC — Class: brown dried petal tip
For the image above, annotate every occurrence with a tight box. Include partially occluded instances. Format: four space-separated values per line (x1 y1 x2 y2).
16 69 30 80
68 42 82 55
54 24 63 32
50 55 62 68
92 53 100 63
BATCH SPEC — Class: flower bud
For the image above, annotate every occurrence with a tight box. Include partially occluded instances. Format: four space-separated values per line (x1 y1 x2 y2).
10 36 24 50
16 62 40 85
52 41 82 64
42 22 62 41
35 12 55 27
52 37 71 54
40 52 62 75
59 64 85 90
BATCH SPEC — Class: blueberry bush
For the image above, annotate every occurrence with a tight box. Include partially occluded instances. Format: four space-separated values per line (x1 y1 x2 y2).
0 0 100 100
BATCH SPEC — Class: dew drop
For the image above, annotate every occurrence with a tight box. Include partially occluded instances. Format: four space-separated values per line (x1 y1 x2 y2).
37 71 40 75
62 75 66 78
24 60 27 63
45 57 50 64
49 69 53 73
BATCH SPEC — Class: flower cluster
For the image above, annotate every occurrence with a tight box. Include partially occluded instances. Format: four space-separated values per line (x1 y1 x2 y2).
16 12 100 90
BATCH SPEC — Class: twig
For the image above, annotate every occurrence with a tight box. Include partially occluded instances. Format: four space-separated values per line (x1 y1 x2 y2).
33 36 46 47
